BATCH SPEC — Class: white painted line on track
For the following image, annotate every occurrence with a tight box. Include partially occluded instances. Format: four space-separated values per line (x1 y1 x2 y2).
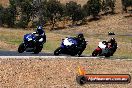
0 56 100 59
0 56 132 61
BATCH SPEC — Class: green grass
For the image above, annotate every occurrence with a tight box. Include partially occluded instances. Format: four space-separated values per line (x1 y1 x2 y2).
43 40 60 52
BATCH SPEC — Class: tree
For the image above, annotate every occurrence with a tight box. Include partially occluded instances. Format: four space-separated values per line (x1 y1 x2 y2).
0 4 3 26
66 1 85 25
0 0 17 27
17 0 33 28
8 0 17 27
83 0 101 19
36 0 49 26
102 0 116 14
46 0 65 30
17 13 31 28
121 0 132 13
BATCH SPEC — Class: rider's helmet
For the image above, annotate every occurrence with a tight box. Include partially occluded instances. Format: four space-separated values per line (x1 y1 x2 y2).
77 33 84 39
36 26 44 35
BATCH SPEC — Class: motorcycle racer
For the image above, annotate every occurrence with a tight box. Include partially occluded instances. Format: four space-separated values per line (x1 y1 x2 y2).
108 38 117 55
32 26 46 43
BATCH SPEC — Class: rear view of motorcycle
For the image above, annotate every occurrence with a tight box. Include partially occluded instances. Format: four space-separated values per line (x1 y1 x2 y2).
18 33 45 54
54 37 87 56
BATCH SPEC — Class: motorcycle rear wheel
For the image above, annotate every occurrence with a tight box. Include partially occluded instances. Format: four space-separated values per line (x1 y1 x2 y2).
105 52 111 57
34 45 43 54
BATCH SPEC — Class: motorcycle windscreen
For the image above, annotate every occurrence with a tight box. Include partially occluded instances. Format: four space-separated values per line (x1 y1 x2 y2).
98 42 106 49
24 34 36 41
63 38 77 46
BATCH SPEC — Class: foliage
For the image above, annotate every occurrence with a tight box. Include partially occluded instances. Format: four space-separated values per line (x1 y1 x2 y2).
66 1 85 25
0 4 4 26
46 0 65 30
121 0 132 12
83 0 101 18
1 0 130 28
102 0 116 14
16 14 30 28
1 0 17 27
16 0 33 28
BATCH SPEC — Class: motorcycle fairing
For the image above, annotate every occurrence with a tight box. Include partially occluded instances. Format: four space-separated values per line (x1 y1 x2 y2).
98 42 106 49
61 37 77 48
24 33 36 42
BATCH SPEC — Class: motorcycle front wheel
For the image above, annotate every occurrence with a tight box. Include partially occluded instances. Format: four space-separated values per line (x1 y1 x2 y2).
92 50 99 56
54 47 62 56
18 43 25 53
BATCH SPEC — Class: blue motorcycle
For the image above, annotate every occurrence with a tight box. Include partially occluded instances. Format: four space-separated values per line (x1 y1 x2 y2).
54 37 87 56
18 33 43 54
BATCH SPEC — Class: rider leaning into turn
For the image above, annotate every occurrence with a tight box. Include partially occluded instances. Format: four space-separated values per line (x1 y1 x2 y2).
108 38 117 48
75 33 86 54
75 33 86 47
108 38 117 54
33 26 46 43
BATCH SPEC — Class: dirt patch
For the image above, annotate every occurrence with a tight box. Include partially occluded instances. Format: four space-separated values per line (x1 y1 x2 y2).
0 0 9 7
0 58 132 88
0 41 17 51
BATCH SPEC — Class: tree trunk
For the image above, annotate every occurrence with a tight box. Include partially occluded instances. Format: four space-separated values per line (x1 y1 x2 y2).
0 18 2 27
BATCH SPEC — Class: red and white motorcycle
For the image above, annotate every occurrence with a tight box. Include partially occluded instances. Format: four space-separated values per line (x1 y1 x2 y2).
92 41 117 57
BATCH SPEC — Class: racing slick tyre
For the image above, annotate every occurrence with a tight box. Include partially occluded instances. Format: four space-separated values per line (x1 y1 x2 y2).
34 45 43 54
18 43 25 53
70 53 76 56
104 48 111 57
77 50 83 57
105 54 111 57
105 53 111 57
77 45 86 57
76 75 87 85
54 47 62 56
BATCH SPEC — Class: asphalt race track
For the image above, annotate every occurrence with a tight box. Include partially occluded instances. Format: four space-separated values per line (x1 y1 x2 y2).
0 50 89 57
0 50 99 59
0 50 54 56
1 50 132 61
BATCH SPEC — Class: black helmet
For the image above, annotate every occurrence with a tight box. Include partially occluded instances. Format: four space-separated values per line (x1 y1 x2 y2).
77 33 84 38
